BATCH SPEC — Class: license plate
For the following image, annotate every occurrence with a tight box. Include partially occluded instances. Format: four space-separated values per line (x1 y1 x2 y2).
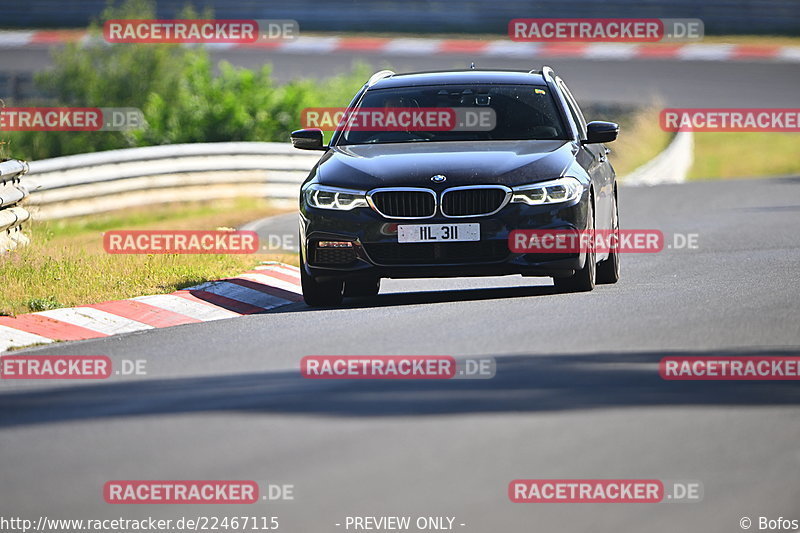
397 223 480 243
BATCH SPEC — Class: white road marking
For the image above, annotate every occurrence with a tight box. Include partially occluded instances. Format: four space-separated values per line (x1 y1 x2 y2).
482 41 541 57
583 43 640 60
36 308 153 335
133 294 239 321
0 325 54 353
777 47 800 62
278 36 341 53
382 38 443 55
188 280 291 309
677 44 734 61
238 272 303 295
0 31 34 47
256 264 301 279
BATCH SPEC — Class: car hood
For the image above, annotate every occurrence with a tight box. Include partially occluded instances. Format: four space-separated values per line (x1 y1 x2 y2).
316 140 576 189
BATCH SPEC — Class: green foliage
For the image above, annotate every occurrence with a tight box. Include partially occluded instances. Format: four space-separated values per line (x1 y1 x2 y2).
25 296 63 312
132 58 369 146
2 0 369 160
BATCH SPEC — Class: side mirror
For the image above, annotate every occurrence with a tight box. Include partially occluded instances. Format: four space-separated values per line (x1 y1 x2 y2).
584 121 619 144
290 129 326 150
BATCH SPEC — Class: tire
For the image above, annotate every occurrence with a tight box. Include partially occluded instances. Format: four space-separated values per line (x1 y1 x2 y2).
344 277 381 298
553 198 596 293
596 190 620 284
300 250 344 307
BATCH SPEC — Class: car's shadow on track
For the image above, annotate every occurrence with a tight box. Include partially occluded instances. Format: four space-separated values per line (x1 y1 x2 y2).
274 283 563 313
2 348 799 428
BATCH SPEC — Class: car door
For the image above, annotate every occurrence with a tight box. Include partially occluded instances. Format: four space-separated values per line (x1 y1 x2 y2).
557 78 615 232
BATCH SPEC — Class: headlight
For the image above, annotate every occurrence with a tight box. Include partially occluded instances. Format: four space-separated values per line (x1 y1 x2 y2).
511 177 584 205
303 184 369 210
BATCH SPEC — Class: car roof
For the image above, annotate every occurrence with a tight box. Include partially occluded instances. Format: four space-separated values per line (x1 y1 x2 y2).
368 70 548 89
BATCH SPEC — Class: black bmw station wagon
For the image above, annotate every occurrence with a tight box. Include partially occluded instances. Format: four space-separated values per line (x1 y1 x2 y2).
291 67 620 306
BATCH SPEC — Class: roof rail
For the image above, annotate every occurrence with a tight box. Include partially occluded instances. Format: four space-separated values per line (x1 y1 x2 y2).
541 65 555 80
367 70 395 87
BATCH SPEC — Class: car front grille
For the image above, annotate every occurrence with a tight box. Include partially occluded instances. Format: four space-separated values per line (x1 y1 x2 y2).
368 186 511 219
369 189 436 218
364 241 509 265
441 186 510 217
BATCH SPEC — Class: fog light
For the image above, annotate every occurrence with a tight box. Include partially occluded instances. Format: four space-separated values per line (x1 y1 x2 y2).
317 241 354 248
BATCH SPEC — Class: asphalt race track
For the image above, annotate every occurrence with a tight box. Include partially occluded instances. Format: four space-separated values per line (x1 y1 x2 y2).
2 176 799 531
2 46 800 107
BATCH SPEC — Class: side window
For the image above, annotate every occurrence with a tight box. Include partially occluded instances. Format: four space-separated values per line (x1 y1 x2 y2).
557 79 587 140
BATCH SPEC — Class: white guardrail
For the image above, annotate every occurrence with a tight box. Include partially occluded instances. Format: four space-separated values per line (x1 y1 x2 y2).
22 142 319 220
621 131 694 186
0 158 30 252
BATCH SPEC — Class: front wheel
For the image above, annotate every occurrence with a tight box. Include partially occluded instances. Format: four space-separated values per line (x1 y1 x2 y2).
553 198 596 293
300 252 344 307
596 191 620 284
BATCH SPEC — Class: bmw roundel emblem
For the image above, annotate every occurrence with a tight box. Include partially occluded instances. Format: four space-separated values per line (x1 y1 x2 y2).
431 174 447 183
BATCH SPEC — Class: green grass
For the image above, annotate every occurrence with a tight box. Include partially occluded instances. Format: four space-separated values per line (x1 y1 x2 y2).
609 108 673 177
604 108 800 181
689 132 800 180
0 198 297 316
42 199 270 239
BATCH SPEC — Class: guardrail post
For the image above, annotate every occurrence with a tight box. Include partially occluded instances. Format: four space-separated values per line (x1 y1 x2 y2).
0 159 31 253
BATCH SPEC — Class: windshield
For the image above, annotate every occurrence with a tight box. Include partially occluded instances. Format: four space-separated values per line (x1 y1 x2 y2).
336 84 569 145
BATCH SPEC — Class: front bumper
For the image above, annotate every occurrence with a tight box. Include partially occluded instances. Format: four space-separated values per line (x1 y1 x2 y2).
300 191 590 282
